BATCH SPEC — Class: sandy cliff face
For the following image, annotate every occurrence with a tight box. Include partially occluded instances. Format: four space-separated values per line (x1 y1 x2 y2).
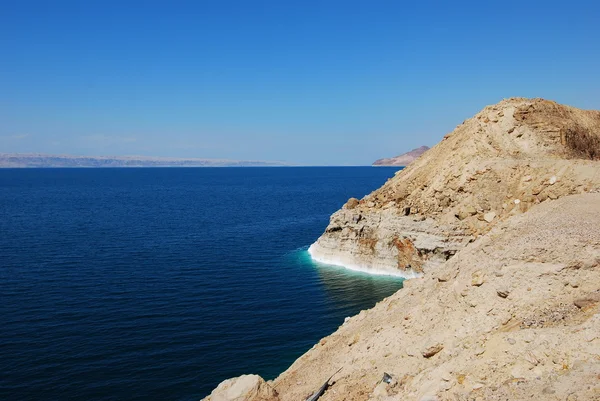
202 98 600 401
309 98 600 277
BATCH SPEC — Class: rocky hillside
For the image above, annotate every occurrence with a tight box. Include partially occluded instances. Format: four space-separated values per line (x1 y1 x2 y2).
202 98 600 401
208 193 600 401
309 98 600 277
372 146 430 166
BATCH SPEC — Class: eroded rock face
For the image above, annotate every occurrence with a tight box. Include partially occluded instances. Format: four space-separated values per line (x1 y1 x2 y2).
202 375 278 401
309 98 600 275
308 207 470 277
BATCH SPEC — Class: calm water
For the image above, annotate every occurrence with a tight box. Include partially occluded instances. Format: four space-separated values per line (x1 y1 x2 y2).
0 167 404 401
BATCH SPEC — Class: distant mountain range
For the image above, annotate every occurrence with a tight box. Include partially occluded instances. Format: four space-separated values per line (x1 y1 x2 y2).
0 153 290 168
372 145 430 166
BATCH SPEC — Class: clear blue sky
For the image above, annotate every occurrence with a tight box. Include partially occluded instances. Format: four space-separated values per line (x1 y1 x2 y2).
1 0 599 165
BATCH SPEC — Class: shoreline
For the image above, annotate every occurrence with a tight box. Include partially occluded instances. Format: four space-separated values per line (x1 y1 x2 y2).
307 244 420 279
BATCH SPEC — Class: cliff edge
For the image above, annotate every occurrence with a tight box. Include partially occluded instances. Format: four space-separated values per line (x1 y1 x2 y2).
309 98 600 277
202 98 600 401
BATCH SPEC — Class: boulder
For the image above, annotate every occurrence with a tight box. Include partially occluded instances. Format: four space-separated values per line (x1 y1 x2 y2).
422 343 444 358
345 198 360 210
203 375 279 401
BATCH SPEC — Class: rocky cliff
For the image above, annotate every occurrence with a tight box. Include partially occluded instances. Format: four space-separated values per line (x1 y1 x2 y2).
205 193 600 401
309 98 600 277
203 98 600 401
372 146 430 166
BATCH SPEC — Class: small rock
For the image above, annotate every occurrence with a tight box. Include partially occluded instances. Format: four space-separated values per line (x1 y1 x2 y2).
471 271 485 286
437 271 452 282
474 346 485 356
532 186 543 195
501 314 512 325
574 295 600 309
422 343 444 358
457 205 477 220
549 176 557 185
496 287 510 298
514 199 521 205
523 175 532 182
406 347 416 357
348 334 359 346
345 197 360 209
483 211 496 223
472 383 484 390
507 337 516 345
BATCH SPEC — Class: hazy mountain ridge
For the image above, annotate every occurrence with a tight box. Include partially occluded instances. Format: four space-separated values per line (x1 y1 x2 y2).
0 153 290 168
372 145 430 166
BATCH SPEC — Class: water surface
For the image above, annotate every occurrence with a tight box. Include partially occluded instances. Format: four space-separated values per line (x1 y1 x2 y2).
0 167 403 400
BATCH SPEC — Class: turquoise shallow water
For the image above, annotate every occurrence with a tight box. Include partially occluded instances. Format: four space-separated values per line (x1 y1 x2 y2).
0 167 404 400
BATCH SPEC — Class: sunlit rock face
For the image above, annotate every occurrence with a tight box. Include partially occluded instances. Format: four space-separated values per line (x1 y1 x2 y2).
309 98 600 276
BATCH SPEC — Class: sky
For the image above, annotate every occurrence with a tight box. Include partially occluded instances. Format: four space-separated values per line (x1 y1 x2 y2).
1 1 599 165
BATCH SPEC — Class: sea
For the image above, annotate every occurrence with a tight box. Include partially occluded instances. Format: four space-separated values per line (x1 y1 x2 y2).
0 167 404 401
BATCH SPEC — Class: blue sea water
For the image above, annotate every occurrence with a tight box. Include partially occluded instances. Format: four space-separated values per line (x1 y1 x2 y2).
0 167 404 401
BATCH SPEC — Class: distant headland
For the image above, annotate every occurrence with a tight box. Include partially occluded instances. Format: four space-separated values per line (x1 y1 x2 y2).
372 145 430 166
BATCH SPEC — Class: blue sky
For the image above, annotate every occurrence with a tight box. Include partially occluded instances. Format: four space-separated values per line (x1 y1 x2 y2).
1 0 599 165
